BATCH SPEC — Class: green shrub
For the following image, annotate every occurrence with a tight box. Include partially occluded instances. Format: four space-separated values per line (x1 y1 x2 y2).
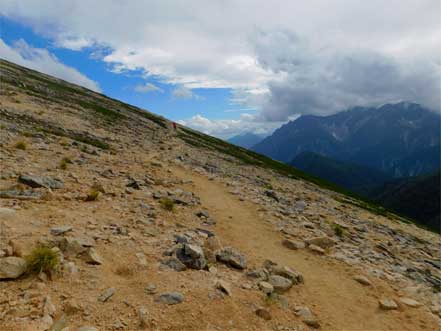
85 189 100 201
59 157 72 170
333 223 344 237
160 197 175 211
25 246 59 275
14 141 27 150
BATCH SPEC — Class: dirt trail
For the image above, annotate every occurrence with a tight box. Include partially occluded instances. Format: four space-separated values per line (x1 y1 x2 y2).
173 165 437 331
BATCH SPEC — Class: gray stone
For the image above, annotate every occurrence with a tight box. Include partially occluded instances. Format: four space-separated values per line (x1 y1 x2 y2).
270 265 304 284
379 299 398 310
51 226 73 236
255 307 271 320
308 244 325 254
354 275 372 286
215 280 232 296
282 239 305 250
0 256 27 279
138 307 149 328
306 236 336 249
258 281 274 294
162 257 187 271
98 288 115 303
155 292 184 305
83 248 103 265
77 327 98 331
399 297 422 308
176 244 206 270
216 247 247 270
19 174 64 189
268 275 293 293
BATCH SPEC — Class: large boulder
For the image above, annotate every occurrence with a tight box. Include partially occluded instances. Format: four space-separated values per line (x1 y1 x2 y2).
18 174 64 189
176 244 206 270
268 275 293 293
0 256 27 279
216 247 247 270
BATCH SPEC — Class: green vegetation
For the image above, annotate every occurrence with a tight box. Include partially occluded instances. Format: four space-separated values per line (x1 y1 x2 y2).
85 189 100 201
59 157 72 170
14 141 27 150
25 246 59 275
333 223 344 237
160 197 175 211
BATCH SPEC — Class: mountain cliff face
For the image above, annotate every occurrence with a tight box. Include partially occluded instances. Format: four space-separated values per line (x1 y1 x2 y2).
1 59 441 331
253 103 440 177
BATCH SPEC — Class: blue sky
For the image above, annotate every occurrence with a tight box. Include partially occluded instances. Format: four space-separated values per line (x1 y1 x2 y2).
0 1 439 138
0 16 243 124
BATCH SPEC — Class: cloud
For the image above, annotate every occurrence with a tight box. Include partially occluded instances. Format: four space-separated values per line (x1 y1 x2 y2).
2 0 440 119
0 38 101 92
252 30 441 121
134 82 164 93
178 113 282 139
171 86 202 100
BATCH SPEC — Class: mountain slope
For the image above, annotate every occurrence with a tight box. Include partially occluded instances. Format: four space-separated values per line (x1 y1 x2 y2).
1 59 440 330
290 151 391 196
253 103 441 177
228 132 264 149
370 171 441 232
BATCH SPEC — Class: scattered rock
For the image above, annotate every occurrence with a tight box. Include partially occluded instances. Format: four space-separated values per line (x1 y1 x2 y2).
138 307 149 328
255 307 272 320
77 327 98 331
399 297 422 308
215 280 232 296
308 244 325 254
176 244 206 270
282 239 305 250
268 275 293 293
135 252 147 267
155 292 184 305
354 275 372 286
0 256 27 279
18 174 64 189
83 248 103 265
264 190 279 202
144 283 157 295
43 295 56 317
162 257 187 272
51 226 73 236
98 288 115 303
305 236 336 249
258 281 274 294
379 299 398 310
216 247 247 270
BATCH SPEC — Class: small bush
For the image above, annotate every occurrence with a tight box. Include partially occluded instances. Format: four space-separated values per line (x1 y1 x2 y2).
14 141 27 150
59 157 72 170
25 246 59 275
333 223 344 237
160 197 175 211
85 189 100 201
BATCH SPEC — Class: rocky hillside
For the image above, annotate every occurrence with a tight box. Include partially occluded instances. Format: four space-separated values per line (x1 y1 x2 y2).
0 59 440 331
253 103 441 177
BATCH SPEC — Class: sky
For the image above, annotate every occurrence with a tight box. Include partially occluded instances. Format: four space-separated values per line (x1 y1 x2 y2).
0 1 440 139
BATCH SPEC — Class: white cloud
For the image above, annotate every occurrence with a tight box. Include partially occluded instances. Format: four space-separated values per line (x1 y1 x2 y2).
0 38 101 92
171 86 202 100
1 0 439 119
178 113 282 139
134 82 163 94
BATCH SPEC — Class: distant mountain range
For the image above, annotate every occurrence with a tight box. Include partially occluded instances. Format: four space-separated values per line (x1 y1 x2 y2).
253 102 440 178
290 151 391 196
370 171 440 232
228 132 265 149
